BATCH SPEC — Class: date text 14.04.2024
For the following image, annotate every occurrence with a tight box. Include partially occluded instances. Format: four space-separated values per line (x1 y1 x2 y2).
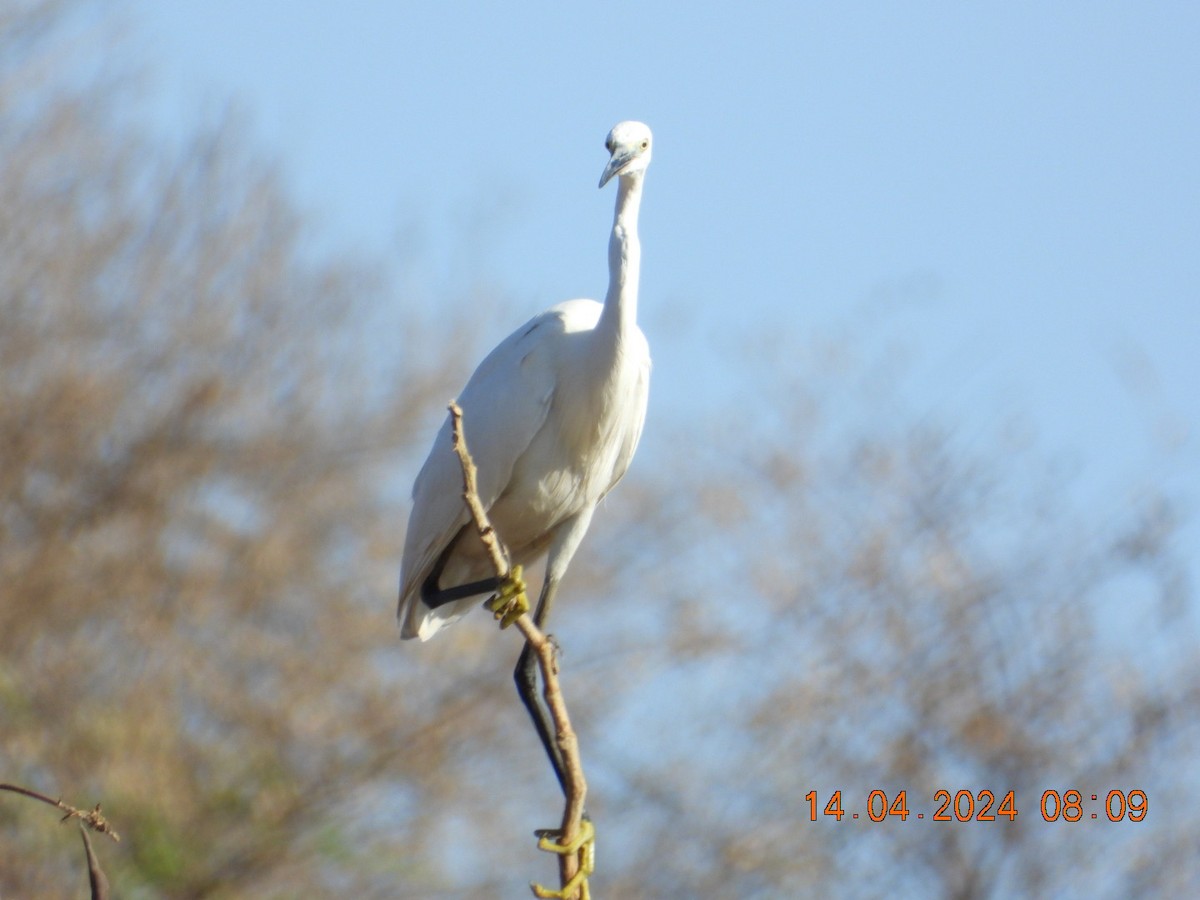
805 789 1148 823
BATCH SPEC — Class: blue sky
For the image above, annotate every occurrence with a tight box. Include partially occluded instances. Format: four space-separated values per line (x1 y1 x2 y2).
128 2 1200 582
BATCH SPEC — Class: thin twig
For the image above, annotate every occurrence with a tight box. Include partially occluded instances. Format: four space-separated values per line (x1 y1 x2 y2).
448 401 589 899
0 783 120 842
449 401 512 578
2 783 117 900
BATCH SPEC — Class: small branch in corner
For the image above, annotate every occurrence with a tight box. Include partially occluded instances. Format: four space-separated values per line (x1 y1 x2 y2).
2 782 118 900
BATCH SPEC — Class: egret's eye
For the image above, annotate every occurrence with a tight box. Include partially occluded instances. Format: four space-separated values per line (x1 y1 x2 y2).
640 139 649 150
605 138 613 153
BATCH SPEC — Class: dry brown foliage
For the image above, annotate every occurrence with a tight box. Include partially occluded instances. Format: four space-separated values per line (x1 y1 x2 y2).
1 2 517 896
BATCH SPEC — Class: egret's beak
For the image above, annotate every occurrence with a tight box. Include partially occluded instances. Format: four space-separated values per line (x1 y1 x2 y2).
598 148 638 188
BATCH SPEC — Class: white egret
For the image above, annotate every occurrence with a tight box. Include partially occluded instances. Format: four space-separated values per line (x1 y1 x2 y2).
397 121 653 789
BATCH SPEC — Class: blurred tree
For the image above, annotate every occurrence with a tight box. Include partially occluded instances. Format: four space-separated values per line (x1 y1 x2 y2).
2 2 1196 898
0 1 518 896
586 364 1199 898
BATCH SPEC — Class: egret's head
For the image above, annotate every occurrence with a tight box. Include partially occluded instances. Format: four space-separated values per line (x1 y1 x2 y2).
599 121 653 188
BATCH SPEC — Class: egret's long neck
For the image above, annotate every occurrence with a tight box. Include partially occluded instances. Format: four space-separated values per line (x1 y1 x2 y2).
600 173 643 336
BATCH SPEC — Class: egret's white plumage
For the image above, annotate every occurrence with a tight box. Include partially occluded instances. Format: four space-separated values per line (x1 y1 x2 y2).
398 121 653 641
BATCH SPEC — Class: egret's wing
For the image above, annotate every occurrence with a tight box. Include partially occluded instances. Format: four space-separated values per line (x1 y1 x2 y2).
607 326 651 494
397 306 572 636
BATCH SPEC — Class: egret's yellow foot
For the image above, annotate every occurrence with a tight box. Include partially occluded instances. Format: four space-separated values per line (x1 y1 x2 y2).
530 819 595 900
484 564 528 629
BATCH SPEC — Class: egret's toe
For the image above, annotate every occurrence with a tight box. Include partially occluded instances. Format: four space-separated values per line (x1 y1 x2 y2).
530 819 595 900
484 564 529 629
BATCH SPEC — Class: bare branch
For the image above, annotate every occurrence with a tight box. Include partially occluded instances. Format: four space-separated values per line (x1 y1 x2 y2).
1 783 116 899
449 400 512 578
0 783 120 842
448 401 590 899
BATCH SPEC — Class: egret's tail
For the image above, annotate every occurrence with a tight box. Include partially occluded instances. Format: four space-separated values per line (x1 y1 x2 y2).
398 591 472 641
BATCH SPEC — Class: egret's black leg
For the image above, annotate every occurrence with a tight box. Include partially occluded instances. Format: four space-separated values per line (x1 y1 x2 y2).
421 533 508 609
514 576 568 793
424 574 506 608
